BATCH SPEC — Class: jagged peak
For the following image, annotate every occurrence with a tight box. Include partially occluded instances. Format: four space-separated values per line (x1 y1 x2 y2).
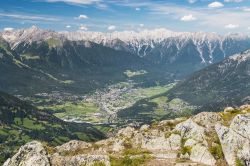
229 49 250 63
1 26 62 48
1 26 250 48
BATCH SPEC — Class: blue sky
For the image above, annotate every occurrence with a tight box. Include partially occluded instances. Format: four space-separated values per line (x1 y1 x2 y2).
1 0 250 34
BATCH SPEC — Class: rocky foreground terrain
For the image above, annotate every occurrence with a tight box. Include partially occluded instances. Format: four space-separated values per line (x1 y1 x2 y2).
4 105 250 166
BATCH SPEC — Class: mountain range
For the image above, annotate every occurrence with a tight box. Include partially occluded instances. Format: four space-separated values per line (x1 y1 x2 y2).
63 28 250 65
1 26 250 97
3 26 250 66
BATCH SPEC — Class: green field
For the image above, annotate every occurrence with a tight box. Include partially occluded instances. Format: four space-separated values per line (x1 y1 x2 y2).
117 84 196 123
40 101 105 123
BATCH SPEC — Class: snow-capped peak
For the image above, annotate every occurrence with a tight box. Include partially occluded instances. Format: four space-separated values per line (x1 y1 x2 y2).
1 26 250 65
1 26 60 48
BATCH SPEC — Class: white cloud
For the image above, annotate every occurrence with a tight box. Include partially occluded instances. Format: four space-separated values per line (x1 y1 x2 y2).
66 25 71 28
108 25 116 31
148 3 250 32
77 14 88 19
225 24 239 29
0 13 59 21
79 25 88 30
242 7 250 12
188 0 197 3
180 14 196 21
139 24 144 27
208 2 224 8
4 27 14 31
224 0 243 2
135 7 141 11
44 0 100 5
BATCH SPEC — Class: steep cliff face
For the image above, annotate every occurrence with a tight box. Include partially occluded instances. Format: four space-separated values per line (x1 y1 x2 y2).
4 105 250 166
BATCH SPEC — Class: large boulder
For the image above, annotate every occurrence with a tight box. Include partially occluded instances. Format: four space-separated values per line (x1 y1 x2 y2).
192 112 222 131
56 140 92 153
230 113 250 140
174 119 206 142
237 142 250 166
215 113 250 165
3 141 50 166
117 126 135 138
190 143 216 166
142 133 181 151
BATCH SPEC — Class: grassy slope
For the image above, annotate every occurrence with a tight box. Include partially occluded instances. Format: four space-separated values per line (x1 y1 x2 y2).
0 91 105 164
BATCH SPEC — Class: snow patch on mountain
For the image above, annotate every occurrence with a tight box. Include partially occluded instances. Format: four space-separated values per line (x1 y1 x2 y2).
1 26 61 49
229 49 250 63
61 29 250 64
1 26 250 65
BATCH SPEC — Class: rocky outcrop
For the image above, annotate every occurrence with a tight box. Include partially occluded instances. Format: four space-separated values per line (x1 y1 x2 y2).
215 113 250 166
51 154 110 166
175 118 206 143
3 141 50 166
190 143 216 165
56 140 92 153
192 112 222 131
140 133 181 151
4 106 250 166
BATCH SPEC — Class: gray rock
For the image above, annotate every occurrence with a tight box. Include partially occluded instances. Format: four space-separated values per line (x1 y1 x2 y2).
237 142 250 166
112 139 124 152
56 140 92 153
184 139 198 147
117 126 135 138
51 153 110 166
140 124 150 131
190 143 216 166
140 133 181 151
175 119 206 142
180 153 190 160
192 112 222 131
3 141 50 166
215 114 250 165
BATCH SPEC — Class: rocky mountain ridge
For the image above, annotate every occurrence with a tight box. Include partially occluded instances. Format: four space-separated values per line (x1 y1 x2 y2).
2 27 250 66
4 105 250 166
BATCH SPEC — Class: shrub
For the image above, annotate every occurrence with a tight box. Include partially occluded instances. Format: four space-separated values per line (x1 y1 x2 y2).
165 131 172 138
235 157 244 166
91 162 106 166
181 146 192 155
209 144 224 160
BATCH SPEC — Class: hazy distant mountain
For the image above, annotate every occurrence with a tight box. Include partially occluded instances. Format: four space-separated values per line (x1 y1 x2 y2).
167 49 250 111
